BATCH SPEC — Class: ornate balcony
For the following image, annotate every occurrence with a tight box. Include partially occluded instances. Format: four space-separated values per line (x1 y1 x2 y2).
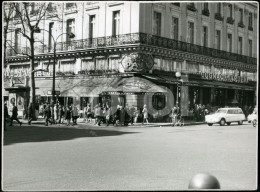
238 22 245 28
187 4 197 12
215 13 223 21
227 17 235 25
248 26 253 31
6 33 256 65
202 9 210 16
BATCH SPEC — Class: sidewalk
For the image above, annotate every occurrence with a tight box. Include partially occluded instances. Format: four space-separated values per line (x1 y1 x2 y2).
20 116 205 127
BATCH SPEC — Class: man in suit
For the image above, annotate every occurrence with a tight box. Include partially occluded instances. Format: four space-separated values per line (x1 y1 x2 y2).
9 103 22 126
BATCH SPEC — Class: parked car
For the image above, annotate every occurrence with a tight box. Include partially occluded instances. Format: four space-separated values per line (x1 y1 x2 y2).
205 107 246 126
247 107 257 124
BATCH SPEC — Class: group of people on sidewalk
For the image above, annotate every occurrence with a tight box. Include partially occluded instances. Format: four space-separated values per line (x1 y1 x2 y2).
82 103 149 126
42 103 80 126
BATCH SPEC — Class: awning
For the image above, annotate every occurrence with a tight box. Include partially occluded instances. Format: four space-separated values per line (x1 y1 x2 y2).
104 76 168 94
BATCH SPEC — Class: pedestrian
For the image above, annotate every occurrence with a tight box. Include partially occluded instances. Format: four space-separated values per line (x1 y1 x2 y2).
4 103 9 130
44 104 52 126
58 105 64 124
53 104 58 124
28 103 33 125
72 105 79 125
115 105 121 126
105 106 111 126
83 105 88 121
134 107 139 124
171 106 178 126
120 106 126 126
94 103 102 126
129 105 135 125
9 103 22 126
86 104 92 123
65 106 72 126
142 104 149 125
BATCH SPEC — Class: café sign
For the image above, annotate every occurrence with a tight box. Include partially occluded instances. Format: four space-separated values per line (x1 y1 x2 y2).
197 72 248 83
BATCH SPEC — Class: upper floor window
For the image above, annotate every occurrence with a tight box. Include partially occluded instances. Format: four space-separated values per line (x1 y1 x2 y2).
217 3 221 14
171 17 178 40
204 3 208 10
239 9 243 23
188 21 194 44
66 19 75 42
172 3 180 7
248 39 252 57
238 37 243 55
227 33 232 52
153 11 161 36
112 11 120 36
89 15 96 38
66 3 75 9
215 30 221 50
15 28 21 53
248 12 253 27
202 26 208 47
228 4 232 18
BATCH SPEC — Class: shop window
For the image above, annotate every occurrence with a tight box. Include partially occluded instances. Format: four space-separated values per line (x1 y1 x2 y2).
152 94 166 110
80 97 89 110
118 95 125 106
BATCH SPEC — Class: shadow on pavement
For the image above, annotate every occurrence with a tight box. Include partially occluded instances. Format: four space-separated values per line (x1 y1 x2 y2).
4 125 139 146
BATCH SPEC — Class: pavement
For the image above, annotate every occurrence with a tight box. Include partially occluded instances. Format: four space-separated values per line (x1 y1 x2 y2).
18 116 206 127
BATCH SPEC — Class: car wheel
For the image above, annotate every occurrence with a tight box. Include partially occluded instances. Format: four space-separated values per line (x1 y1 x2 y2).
220 119 225 126
208 123 213 126
227 122 231 125
238 120 243 125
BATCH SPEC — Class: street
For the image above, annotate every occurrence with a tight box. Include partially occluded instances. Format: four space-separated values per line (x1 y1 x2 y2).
2 122 257 191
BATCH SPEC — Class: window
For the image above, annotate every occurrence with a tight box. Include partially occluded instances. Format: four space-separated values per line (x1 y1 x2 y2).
66 3 75 9
172 3 180 6
89 15 95 39
248 39 252 57
216 30 221 49
228 4 232 17
239 9 243 23
217 3 221 13
249 12 253 27
188 21 194 44
66 19 75 42
153 12 161 36
171 17 178 40
227 33 232 52
202 26 208 47
48 22 54 51
152 94 166 110
204 3 208 9
112 11 120 36
15 28 21 53
238 37 243 55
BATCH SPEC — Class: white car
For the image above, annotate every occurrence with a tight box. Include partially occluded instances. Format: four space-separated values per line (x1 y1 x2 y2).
247 108 257 123
205 108 246 126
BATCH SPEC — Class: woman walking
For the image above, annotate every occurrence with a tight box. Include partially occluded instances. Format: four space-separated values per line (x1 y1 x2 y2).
142 104 149 125
72 106 79 125
65 106 72 126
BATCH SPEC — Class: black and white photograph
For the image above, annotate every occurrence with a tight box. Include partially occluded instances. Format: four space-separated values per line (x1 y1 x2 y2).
2 1 258 191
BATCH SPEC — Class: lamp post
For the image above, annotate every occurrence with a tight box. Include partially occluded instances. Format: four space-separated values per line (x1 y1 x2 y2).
35 27 75 119
175 71 182 112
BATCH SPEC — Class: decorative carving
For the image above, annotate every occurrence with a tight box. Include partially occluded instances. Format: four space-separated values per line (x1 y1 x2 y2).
121 53 154 72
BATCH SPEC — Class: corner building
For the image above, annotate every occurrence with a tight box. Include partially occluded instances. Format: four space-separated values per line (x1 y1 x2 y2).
3 2 258 119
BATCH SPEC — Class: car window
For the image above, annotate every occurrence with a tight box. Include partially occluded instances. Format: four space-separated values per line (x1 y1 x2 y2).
216 109 227 114
227 110 233 114
237 110 243 114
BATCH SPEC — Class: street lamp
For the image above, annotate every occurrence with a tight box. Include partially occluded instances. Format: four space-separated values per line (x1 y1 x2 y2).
35 27 75 120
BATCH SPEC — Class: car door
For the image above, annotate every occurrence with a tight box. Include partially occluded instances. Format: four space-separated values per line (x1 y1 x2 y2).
226 109 233 122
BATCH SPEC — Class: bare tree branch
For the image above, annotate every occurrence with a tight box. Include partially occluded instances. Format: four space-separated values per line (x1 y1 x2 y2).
6 41 32 58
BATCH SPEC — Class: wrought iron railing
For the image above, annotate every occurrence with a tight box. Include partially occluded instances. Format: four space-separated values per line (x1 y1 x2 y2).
7 33 257 65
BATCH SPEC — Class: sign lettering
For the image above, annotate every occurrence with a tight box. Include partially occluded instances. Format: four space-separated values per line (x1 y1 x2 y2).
197 72 248 83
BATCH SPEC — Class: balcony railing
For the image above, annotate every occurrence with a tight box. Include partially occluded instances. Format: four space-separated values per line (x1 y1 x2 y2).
6 33 256 65
227 17 235 25
202 9 210 16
